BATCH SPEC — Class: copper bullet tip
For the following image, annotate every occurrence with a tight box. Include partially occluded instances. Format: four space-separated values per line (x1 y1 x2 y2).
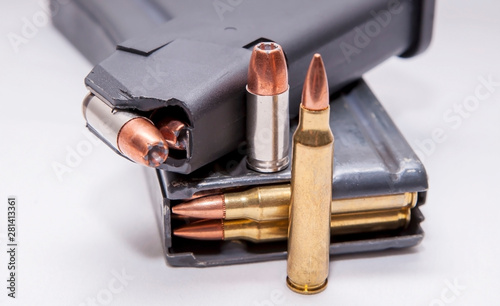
247 42 288 96
117 118 169 167
173 219 224 240
172 195 226 219
302 53 329 111
156 117 188 150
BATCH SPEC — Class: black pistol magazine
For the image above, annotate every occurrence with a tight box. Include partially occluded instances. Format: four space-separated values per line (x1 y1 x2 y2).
53 0 435 174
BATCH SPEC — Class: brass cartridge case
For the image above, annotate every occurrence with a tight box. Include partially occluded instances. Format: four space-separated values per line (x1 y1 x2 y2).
287 104 334 294
224 219 289 242
221 208 411 242
223 185 416 221
224 186 292 221
330 208 410 236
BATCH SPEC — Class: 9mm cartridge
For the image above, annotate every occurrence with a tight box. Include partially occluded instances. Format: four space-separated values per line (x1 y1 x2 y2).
246 42 290 173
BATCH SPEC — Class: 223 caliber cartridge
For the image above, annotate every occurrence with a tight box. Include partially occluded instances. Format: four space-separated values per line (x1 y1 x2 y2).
172 184 416 221
53 0 435 174
173 209 412 243
286 54 334 294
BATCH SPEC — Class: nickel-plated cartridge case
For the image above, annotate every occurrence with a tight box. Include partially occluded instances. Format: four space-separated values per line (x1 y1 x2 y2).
246 42 290 173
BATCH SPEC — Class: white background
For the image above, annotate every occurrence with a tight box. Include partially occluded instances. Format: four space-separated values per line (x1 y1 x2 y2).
1 1 499 305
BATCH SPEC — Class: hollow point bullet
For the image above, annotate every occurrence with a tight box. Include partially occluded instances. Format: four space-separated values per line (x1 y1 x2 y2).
246 42 290 173
150 111 189 151
82 93 169 167
171 184 417 221
287 54 333 294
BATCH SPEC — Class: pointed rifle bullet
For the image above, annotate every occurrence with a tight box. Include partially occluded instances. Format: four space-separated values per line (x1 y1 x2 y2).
173 219 224 240
172 194 225 219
